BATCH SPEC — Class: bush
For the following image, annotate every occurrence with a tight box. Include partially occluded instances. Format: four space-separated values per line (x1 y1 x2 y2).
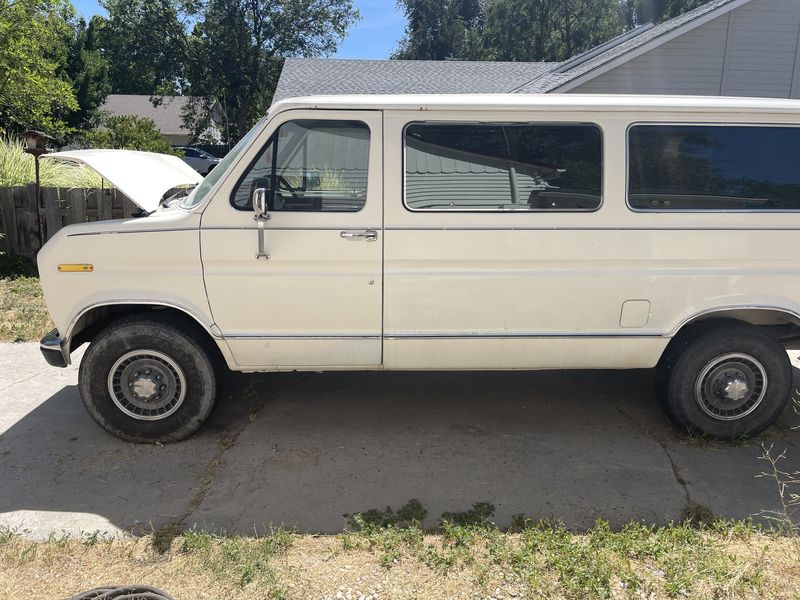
0 251 36 278
82 115 181 156
0 137 103 188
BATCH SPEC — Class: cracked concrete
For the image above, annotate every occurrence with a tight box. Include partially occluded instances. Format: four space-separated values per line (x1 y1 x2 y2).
1 342 799 539
567 371 696 516
150 372 315 549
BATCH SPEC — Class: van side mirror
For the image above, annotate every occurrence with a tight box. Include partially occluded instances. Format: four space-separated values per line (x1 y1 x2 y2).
252 188 269 220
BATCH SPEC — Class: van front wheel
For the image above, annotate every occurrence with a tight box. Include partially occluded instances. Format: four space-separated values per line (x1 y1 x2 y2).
78 316 219 443
662 323 792 439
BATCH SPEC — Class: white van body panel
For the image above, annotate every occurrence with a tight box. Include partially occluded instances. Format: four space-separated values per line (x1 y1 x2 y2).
35 208 235 366
36 95 800 372
377 105 800 370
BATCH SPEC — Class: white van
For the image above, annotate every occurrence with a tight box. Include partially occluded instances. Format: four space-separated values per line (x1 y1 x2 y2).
37 94 800 443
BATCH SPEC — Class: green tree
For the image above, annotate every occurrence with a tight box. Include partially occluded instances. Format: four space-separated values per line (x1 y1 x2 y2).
60 15 111 128
481 0 622 62
393 0 484 60
82 115 180 155
0 0 78 136
624 0 712 26
551 0 622 60
96 0 188 95
395 0 623 63
185 0 358 141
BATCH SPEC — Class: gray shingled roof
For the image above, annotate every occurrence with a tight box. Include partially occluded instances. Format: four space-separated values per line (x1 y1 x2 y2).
100 95 195 135
272 0 751 102
516 0 750 93
272 58 556 102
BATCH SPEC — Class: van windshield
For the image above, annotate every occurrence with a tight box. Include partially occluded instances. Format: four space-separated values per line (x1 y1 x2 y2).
180 116 268 210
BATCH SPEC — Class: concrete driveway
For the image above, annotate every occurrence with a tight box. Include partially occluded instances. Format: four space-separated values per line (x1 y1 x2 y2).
1 342 798 539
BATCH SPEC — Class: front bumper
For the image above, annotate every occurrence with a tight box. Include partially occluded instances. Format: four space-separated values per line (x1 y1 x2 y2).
40 329 69 368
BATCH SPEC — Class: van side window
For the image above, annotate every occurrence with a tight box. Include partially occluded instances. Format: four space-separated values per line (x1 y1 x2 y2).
403 123 602 211
231 120 370 212
628 125 800 211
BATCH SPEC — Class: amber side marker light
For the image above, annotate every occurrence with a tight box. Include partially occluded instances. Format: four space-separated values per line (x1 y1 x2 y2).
58 264 93 272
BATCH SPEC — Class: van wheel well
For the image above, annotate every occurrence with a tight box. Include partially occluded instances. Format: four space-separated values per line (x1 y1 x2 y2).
671 310 800 349
659 311 800 375
71 305 223 363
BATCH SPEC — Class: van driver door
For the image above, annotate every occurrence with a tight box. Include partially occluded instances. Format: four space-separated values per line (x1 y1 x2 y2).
200 111 383 370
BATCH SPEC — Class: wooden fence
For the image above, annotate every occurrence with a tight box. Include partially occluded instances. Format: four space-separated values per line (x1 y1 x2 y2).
0 185 139 259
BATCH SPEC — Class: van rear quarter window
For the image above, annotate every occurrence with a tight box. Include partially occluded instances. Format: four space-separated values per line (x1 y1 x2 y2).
403 122 602 212
628 124 800 211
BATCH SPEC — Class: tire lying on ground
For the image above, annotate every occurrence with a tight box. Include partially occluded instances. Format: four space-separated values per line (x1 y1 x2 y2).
657 321 792 439
78 314 220 443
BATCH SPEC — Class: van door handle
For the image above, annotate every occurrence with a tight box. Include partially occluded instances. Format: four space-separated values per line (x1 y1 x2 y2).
340 229 378 242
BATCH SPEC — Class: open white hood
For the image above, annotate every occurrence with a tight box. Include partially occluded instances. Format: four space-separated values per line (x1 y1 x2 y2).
42 149 204 213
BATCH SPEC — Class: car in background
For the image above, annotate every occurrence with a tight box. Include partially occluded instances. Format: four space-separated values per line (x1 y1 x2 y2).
175 146 220 175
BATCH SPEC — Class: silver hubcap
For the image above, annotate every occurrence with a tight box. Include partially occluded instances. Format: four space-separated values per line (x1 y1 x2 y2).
694 353 767 421
107 350 186 421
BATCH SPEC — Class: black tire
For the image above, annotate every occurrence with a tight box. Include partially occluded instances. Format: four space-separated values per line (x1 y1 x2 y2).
78 314 220 443
661 322 791 439
655 319 722 425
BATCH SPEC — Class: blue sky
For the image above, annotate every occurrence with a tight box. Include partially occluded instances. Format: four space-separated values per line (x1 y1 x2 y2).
71 0 405 60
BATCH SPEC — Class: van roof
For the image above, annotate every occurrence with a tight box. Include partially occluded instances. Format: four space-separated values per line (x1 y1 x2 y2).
270 94 800 116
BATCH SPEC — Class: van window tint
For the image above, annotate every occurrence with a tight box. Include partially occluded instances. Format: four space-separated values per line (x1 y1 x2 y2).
404 123 602 211
628 125 800 210
231 120 370 212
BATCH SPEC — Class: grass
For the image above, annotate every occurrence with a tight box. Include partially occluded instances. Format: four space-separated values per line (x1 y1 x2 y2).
317 167 346 191
0 274 52 342
335 501 794 599
0 137 104 188
181 528 294 593
283 168 347 192
0 255 52 342
1 507 798 600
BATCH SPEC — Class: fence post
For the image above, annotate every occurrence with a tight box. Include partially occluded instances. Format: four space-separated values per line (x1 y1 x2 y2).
96 188 112 221
25 183 41 257
27 183 43 253
67 188 87 225
43 188 61 238
0 187 19 256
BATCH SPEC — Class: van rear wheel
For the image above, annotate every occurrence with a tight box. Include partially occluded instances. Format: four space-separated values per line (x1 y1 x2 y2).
79 315 220 443
660 323 792 439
